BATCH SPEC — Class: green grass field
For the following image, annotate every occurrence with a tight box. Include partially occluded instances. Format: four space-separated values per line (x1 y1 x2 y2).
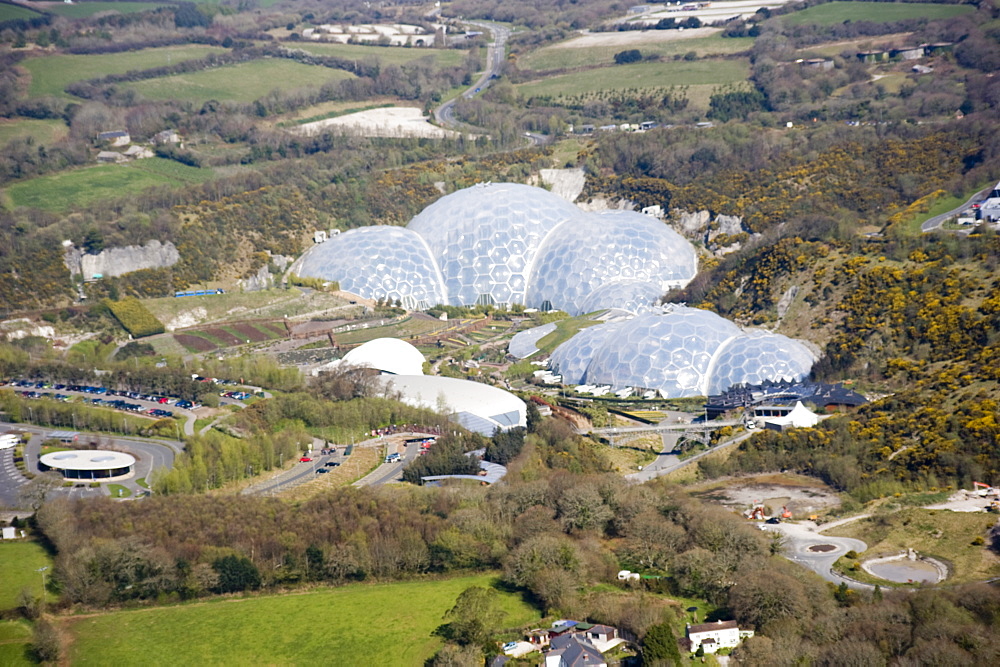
516 59 749 98
0 118 69 147
21 46 225 99
0 541 53 611
0 620 32 667
0 4 40 20
45 2 171 18
293 42 467 68
903 180 996 235
5 158 215 212
127 59 356 104
521 35 754 71
780 1 973 26
63 573 541 665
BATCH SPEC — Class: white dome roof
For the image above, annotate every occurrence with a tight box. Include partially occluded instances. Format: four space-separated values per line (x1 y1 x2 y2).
342 338 425 376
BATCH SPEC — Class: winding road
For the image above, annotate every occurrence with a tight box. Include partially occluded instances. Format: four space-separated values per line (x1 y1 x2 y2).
921 186 992 233
434 21 512 134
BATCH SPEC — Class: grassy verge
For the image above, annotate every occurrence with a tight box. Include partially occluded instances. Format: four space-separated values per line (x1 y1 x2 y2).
291 42 466 68
534 314 602 356
0 541 54 611
823 508 1000 584
135 477 149 489
603 436 659 473
61 573 541 665
106 484 132 498
780 1 972 26
904 180 995 235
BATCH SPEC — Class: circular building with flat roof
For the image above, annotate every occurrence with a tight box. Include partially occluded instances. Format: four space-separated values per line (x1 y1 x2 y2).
39 450 135 480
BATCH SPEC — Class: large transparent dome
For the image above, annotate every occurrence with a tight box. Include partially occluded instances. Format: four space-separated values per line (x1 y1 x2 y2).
548 306 817 398
548 320 624 385
707 331 815 395
297 183 697 314
296 227 445 310
528 210 696 315
406 183 586 307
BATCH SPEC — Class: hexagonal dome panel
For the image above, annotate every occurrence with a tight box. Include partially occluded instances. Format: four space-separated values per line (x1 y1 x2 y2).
578 280 665 316
707 331 815 395
407 183 584 307
528 210 697 315
296 226 445 309
548 320 625 385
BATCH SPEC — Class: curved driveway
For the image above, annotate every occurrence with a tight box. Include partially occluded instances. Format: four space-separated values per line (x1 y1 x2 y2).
764 520 872 590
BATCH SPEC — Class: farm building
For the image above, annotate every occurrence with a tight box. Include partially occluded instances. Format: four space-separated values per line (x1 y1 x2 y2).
681 620 754 654
97 130 130 146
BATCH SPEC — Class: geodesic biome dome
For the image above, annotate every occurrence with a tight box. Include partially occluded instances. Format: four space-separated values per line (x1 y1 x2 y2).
707 331 815 395
407 182 584 307
547 320 626 385
296 183 697 313
548 306 817 398
295 226 445 310
528 210 697 315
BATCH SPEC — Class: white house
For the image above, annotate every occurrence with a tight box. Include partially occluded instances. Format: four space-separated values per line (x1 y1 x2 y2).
684 620 754 654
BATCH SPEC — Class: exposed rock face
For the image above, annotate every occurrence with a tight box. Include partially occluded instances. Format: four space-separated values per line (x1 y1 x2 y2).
539 168 586 203
239 265 274 292
66 240 179 279
776 285 799 319
678 209 711 236
710 214 744 240
577 196 634 212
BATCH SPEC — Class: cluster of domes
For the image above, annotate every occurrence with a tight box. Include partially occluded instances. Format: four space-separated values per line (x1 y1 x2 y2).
546 306 816 398
296 183 697 314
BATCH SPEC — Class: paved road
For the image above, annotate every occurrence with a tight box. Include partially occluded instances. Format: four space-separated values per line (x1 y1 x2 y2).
353 434 423 487
921 186 992 232
0 421 178 508
434 21 510 131
625 430 755 483
764 520 872 590
592 419 741 436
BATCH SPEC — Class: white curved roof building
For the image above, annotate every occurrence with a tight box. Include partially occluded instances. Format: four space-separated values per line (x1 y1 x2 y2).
296 183 696 315
383 374 526 436
39 450 135 479
341 338 425 376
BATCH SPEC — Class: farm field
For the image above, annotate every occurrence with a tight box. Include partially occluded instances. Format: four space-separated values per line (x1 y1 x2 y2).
780 1 973 26
20 46 225 99
796 32 915 58
0 620 32 667
0 4 40 20
0 540 53 611
516 59 749 105
4 158 215 212
174 321 286 353
0 118 69 147
43 2 172 18
293 42 467 68
521 35 754 71
61 573 541 665
825 508 1000 584
127 60 356 104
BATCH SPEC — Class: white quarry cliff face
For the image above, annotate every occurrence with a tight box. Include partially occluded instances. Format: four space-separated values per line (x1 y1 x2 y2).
166 308 207 332
64 240 180 279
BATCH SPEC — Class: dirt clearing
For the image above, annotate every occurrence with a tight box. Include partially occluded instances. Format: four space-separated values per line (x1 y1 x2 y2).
293 106 459 139
691 474 842 517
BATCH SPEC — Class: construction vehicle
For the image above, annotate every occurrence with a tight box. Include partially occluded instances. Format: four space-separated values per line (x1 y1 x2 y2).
744 504 766 521
973 481 997 497
781 506 793 519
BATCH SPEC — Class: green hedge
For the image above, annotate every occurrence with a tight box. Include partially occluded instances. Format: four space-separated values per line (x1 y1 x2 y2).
105 297 165 337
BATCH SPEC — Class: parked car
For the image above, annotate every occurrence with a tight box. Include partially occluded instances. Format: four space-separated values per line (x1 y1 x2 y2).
315 468 329 474
299 457 313 462
325 461 341 467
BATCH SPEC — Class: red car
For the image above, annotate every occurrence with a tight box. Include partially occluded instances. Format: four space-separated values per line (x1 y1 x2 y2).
299 457 313 462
